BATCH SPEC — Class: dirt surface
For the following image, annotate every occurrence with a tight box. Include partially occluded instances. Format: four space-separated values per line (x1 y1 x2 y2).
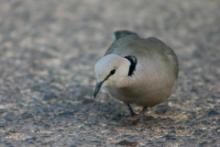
0 0 219 146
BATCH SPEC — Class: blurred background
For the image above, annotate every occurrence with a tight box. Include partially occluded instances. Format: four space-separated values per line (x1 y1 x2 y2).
0 0 219 146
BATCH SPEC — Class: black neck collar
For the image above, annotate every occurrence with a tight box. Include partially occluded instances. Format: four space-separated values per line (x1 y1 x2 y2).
124 55 137 76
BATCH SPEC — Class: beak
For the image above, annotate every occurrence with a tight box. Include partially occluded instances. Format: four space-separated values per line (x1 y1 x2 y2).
93 82 103 98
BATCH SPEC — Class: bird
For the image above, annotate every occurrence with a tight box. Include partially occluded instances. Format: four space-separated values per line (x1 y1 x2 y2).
93 30 178 117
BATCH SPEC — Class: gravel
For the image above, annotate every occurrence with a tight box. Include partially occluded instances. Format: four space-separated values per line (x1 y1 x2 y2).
0 0 219 146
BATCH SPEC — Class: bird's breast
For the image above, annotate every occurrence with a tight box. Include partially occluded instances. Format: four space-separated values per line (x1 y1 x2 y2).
105 59 176 106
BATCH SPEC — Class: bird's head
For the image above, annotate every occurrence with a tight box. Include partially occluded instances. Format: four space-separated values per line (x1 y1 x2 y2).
93 54 135 98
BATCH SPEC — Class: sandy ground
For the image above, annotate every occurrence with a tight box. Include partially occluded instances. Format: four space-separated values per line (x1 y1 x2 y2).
0 0 219 146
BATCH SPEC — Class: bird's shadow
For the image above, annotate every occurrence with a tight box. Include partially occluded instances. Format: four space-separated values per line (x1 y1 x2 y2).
25 83 178 128
72 85 176 128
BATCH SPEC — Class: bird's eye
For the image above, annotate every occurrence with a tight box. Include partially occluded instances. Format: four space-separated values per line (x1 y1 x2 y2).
110 69 116 75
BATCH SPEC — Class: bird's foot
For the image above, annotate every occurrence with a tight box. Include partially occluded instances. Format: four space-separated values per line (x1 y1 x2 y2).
127 106 147 124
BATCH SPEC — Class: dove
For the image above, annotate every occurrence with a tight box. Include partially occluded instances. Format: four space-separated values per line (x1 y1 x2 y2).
94 30 178 116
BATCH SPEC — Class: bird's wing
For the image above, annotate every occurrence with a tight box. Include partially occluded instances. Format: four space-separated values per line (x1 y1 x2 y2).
144 37 179 78
104 31 138 55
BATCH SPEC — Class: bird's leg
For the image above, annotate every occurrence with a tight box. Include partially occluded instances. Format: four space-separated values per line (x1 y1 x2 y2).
139 106 147 116
141 106 147 114
131 106 148 118
125 103 136 116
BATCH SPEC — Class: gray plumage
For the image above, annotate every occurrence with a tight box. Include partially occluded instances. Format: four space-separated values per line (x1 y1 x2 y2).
94 30 178 116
